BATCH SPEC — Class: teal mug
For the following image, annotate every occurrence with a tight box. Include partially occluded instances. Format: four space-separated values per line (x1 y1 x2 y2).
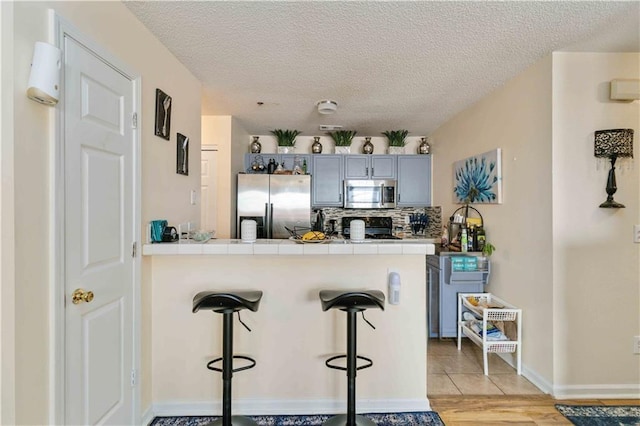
150 220 167 243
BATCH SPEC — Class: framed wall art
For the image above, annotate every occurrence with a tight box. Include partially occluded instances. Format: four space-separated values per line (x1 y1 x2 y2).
177 133 189 175
453 148 502 204
154 89 172 140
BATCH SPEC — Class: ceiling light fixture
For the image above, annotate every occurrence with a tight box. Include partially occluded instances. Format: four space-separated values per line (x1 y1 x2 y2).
316 99 337 114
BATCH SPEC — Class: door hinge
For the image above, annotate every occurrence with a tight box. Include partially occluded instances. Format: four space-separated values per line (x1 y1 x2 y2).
132 112 138 129
132 242 137 258
130 369 137 387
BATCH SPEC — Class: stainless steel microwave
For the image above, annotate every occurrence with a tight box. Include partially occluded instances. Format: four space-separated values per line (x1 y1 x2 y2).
343 179 396 209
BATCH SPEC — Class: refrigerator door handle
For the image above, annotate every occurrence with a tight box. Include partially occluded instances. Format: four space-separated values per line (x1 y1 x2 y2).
269 203 274 239
264 203 271 239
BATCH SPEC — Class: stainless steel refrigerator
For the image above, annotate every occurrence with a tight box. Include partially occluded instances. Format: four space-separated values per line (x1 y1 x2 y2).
237 174 311 239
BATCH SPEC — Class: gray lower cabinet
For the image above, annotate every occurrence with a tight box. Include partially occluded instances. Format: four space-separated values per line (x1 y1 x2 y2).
427 255 440 338
397 155 431 207
344 155 396 179
428 253 490 338
311 155 344 207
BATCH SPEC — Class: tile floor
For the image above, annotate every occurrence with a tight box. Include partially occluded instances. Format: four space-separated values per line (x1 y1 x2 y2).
427 338 544 396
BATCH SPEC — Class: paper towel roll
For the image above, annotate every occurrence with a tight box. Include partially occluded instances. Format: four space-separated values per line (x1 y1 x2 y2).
350 219 365 242
241 220 257 243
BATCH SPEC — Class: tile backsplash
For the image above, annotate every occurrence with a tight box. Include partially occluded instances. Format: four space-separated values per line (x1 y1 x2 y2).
319 206 442 238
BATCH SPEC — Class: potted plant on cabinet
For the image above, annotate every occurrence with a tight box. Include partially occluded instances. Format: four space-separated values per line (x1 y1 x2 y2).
328 130 357 154
382 129 409 154
271 129 301 154
478 242 495 270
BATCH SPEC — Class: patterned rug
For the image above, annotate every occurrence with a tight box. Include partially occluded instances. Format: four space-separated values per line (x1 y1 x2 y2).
151 412 444 425
555 405 640 426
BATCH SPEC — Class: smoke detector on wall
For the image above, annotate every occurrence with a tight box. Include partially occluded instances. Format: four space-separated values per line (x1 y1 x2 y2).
316 99 338 114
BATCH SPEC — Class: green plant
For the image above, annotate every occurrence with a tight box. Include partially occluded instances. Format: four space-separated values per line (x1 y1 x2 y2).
270 129 301 147
328 130 357 147
382 129 409 147
482 242 496 257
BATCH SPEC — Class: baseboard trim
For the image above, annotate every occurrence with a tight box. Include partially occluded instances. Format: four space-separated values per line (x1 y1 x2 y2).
146 398 431 420
496 353 553 395
141 406 155 426
553 383 640 399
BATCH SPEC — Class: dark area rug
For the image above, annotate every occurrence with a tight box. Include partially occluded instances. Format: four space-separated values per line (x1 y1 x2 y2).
151 412 444 425
555 404 640 426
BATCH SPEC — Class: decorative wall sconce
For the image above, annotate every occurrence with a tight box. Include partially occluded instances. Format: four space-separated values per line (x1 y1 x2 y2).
594 128 634 208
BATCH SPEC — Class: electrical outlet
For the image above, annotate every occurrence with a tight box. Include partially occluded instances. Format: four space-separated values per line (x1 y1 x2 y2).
634 225 640 243
634 336 640 354
405 216 410 224
190 190 196 205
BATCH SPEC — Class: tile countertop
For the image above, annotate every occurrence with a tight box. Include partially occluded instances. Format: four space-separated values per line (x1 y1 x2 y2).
142 238 437 256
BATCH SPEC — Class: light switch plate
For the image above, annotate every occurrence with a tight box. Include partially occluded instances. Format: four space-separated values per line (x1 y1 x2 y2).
634 225 640 243
634 336 640 354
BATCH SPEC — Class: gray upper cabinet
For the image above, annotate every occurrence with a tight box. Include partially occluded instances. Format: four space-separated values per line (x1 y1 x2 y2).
344 155 396 179
397 155 431 206
311 155 344 207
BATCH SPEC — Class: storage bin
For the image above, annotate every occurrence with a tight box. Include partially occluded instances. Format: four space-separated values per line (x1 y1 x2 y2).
451 256 466 271
463 256 478 271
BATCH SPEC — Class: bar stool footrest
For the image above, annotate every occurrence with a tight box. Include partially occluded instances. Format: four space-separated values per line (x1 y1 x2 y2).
207 355 256 373
325 354 373 371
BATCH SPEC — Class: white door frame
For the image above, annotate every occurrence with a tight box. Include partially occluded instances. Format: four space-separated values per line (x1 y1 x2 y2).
51 11 142 425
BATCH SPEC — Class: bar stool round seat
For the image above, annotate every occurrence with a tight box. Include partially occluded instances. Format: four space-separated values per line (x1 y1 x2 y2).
193 290 263 426
319 290 385 426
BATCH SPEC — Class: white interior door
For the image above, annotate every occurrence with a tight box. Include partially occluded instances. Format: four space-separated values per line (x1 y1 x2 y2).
63 35 135 425
201 148 218 232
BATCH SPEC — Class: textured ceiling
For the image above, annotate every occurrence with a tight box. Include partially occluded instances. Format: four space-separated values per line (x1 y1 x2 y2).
124 1 640 136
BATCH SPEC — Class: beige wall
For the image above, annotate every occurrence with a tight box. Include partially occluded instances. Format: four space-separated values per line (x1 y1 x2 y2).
552 53 639 391
202 115 249 238
8 1 201 423
248 135 428 156
203 116 232 238
230 118 250 237
1 1 17 424
150 254 426 405
430 56 555 387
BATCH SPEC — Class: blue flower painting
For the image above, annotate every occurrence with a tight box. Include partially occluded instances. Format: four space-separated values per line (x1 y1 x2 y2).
453 148 502 204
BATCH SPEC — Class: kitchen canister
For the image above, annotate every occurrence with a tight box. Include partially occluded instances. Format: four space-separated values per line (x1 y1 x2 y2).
350 219 365 242
241 219 257 243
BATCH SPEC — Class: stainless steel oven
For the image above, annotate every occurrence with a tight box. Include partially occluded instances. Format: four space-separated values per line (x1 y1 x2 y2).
343 179 396 209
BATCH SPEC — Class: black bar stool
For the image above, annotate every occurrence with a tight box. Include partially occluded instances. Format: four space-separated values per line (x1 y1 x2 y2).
319 290 385 426
193 290 263 426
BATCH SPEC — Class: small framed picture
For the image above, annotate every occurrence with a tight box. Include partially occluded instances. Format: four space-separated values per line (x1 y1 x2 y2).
155 89 172 140
177 133 189 175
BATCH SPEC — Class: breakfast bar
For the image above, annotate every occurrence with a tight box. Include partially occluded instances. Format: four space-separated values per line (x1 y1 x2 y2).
144 239 435 417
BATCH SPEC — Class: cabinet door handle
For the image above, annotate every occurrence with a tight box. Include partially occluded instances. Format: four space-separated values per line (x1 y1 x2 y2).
366 167 369 176
371 167 374 176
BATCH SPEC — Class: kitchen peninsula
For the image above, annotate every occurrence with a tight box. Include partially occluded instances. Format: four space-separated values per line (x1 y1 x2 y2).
143 239 435 416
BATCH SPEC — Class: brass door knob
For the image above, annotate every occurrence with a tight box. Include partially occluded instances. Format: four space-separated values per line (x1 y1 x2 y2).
72 288 94 304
